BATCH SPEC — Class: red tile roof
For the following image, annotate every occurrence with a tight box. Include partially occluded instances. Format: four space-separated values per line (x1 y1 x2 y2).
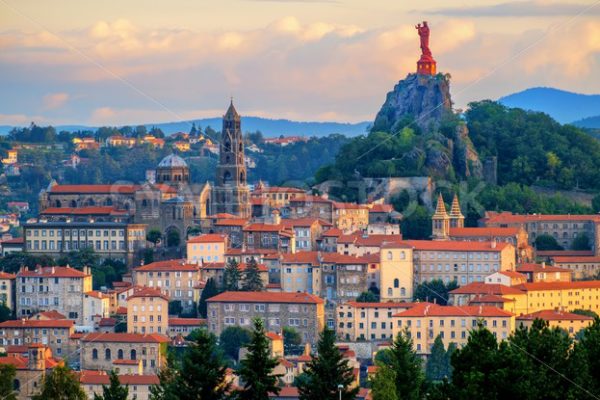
321 228 343 237
0 319 74 328
483 212 600 224
81 332 170 343
280 218 332 228
0 271 16 279
99 318 117 327
369 204 394 213
281 251 320 266
79 371 159 385
214 218 248 226
266 332 283 341
201 262 268 272
112 359 140 365
134 259 199 272
394 303 514 317
537 250 595 257
402 240 510 252
187 234 228 243
449 227 521 237
85 290 108 299
320 253 372 264
49 184 140 194
41 207 128 216
553 256 600 263
35 310 67 320
0 238 24 245
0 355 28 369
338 233 404 247
516 281 600 291
468 294 515 304
449 282 524 295
168 318 206 326
498 271 527 279
517 309 594 321
345 301 423 309
18 266 90 278
207 291 324 304
127 287 169 301
116 306 128 315
516 263 571 273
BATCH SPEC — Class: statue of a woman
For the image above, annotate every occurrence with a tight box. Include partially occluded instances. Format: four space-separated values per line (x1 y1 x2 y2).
415 21 431 56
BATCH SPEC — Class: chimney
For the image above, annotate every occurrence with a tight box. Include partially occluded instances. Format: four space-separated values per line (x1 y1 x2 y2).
542 262 546 269
271 209 281 225
491 239 497 249
51 266 55 274
424 304 430 316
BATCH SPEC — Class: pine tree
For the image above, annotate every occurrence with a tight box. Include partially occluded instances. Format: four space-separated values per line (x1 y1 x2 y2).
370 364 398 400
297 328 359 400
238 318 281 400
198 278 219 318
425 335 447 382
579 318 600 395
0 364 17 400
388 329 423 400
223 259 241 291
32 364 87 400
150 332 231 400
242 257 264 291
93 370 128 400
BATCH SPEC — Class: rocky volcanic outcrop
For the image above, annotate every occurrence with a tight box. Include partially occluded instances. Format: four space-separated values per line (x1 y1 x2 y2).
372 73 482 180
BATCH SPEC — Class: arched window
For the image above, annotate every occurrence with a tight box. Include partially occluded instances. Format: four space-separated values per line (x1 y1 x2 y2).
239 142 243 152
224 171 231 183
118 349 124 359
55 200 62 207
225 141 231 152
142 199 148 207
387 251 393 260
240 172 245 182
13 379 20 391
400 251 406 260
400 287 406 296
86 198 95 206
106 197 113 206
92 349 98 359
387 288 392 296
394 279 399 288
226 155 231 163
105 348 111 360
131 349 137 360
70 200 77 208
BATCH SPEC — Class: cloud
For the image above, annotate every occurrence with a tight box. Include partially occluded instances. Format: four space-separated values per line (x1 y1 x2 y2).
42 93 70 110
1 16 600 126
423 1 600 17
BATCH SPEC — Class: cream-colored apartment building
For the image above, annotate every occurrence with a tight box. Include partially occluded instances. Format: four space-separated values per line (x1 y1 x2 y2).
406 240 516 286
82 290 111 328
379 243 414 301
186 233 228 264
0 271 15 310
336 301 421 341
127 287 169 335
393 303 515 356
80 371 159 400
133 259 201 313
16 266 92 324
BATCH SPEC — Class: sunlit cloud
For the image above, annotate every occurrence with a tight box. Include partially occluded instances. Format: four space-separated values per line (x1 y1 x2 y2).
42 93 70 110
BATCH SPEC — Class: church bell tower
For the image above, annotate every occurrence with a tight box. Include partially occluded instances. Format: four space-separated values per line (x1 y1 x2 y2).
212 100 250 218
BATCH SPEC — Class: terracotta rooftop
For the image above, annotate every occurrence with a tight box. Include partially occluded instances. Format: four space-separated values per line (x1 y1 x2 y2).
517 309 594 321
127 287 169 301
394 303 514 318
483 211 600 224
49 184 140 194
345 301 424 309
403 240 510 252
81 332 170 343
18 266 90 278
266 331 283 341
280 251 320 266
168 318 206 326
207 291 324 304
552 256 600 263
280 218 332 228
498 271 527 279
79 371 159 385
516 263 571 273
134 259 199 272
34 310 67 320
449 227 521 237
41 207 128 216
369 204 394 213
99 318 117 327
0 271 16 279
321 228 343 237
0 319 74 328
516 281 600 291
468 294 515 304
201 262 268 272
449 282 524 295
214 218 248 226
187 234 228 243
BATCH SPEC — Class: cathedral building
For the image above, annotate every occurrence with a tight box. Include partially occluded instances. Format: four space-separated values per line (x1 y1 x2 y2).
211 101 251 218
35 101 250 252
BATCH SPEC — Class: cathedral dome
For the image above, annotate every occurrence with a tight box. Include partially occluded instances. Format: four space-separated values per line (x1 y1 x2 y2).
158 154 187 168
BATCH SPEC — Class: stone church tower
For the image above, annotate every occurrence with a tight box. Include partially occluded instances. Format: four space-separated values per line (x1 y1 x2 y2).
432 193 450 240
212 101 250 218
449 193 465 228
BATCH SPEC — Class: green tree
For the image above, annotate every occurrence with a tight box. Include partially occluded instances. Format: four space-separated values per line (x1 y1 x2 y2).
401 205 432 240
169 301 183 317
0 364 17 400
32 364 87 400
356 291 379 302
283 326 303 356
370 364 398 400
425 335 450 382
535 234 563 251
198 278 219 318
572 233 591 251
170 329 231 400
592 194 600 213
238 318 281 400
387 330 424 400
57 247 100 269
0 302 12 322
93 370 128 400
150 354 179 400
147 229 162 245
223 259 241 291
219 326 252 360
297 328 359 400
578 318 600 395
413 279 458 306
166 230 181 247
241 258 264 291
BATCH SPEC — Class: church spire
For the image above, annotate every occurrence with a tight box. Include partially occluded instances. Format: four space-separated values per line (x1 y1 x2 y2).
449 193 465 228
433 193 448 218
432 193 450 240
224 98 240 120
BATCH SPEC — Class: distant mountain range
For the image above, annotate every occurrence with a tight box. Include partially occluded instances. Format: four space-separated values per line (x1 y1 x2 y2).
498 87 600 128
0 117 371 137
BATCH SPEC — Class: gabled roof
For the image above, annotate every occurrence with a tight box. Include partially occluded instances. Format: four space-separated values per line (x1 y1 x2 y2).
187 234 228 244
449 227 520 237
280 218 332 228
127 287 169 301
280 251 320 266
207 291 324 304
402 240 510 252
321 228 343 238
0 319 74 328
552 256 600 263
79 371 159 385
516 264 571 273
17 266 90 278
498 271 527 280
449 282 524 296
214 218 248 226
517 309 594 321
0 271 16 279
134 259 199 272
369 204 394 213
394 303 514 318
81 332 170 343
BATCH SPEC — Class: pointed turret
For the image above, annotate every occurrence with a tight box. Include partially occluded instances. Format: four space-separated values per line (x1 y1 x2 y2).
449 193 465 228
432 193 450 240
224 99 240 121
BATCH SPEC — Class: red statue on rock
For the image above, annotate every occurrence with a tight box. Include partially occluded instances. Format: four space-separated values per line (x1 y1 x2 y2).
415 21 436 76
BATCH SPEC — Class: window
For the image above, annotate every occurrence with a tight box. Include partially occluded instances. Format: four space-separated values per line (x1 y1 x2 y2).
105 348 111 360
393 279 399 288
118 349 123 359
130 349 137 360
92 349 98 359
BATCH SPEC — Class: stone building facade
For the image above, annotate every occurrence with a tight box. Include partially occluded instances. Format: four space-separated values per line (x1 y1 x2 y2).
0 319 76 362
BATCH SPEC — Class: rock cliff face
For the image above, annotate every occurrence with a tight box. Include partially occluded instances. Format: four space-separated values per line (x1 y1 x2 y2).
372 73 482 180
